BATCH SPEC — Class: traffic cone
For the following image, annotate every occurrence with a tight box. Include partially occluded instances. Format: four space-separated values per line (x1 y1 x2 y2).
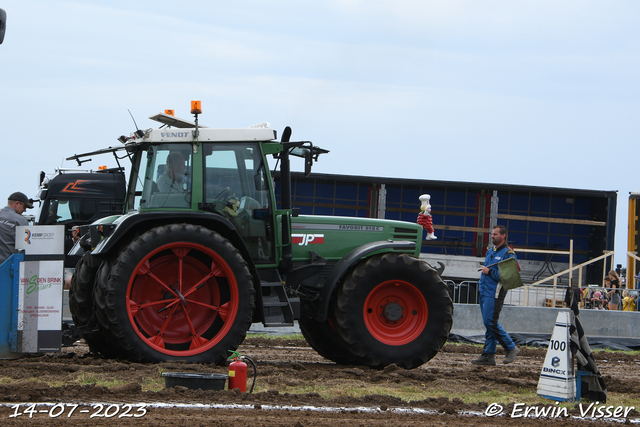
537 311 575 401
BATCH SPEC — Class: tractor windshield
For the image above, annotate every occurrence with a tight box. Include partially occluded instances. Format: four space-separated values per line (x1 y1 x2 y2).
139 144 193 209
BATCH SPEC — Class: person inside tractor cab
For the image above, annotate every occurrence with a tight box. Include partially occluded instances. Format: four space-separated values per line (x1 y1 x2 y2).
157 151 188 193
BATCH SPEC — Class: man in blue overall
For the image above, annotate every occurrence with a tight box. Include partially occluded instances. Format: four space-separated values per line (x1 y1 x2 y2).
472 225 520 366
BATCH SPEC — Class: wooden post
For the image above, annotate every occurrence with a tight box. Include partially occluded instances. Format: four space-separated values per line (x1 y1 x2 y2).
578 266 583 291
569 239 573 287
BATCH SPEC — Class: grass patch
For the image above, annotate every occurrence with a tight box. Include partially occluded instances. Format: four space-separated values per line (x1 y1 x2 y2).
142 375 165 392
593 348 640 356
44 372 131 389
248 381 543 404
251 379 640 408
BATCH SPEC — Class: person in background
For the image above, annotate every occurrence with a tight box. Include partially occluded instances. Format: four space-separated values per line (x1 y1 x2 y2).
582 287 592 309
64 226 82 289
607 275 621 311
70 225 80 244
0 192 32 265
591 291 604 310
609 270 621 289
622 290 637 312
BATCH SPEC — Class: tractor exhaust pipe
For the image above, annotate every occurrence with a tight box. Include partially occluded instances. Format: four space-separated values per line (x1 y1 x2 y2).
280 127 293 271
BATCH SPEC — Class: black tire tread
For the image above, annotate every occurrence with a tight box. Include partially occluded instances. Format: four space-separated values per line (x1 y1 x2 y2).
68 256 97 328
334 253 453 369
88 257 128 358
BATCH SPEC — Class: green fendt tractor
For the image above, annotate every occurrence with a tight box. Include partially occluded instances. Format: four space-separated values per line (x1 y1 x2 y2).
69 104 453 369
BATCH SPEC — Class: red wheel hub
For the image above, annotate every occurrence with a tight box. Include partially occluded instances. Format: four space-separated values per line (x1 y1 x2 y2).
363 280 428 345
126 242 238 356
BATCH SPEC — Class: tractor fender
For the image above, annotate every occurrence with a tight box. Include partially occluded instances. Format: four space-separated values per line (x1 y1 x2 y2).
314 240 416 322
90 211 246 256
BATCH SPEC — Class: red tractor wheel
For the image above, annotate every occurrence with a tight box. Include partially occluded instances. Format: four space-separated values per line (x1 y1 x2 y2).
334 253 453 369
94 224 255 363
362 279 429 346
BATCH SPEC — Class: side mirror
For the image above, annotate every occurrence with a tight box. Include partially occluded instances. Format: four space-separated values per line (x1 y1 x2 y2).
0 9 6 45
304 149 312 176
254 173 267 191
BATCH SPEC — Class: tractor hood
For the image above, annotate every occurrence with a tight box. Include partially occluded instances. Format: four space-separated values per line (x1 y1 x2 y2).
290 215 422 262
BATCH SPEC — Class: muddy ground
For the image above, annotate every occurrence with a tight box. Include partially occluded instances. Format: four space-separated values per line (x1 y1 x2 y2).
0 337 638 426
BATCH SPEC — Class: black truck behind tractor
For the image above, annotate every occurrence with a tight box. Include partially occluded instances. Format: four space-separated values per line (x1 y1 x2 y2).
36 168 126 266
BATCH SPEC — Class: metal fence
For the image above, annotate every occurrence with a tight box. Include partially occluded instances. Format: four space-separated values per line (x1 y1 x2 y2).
442 241 640 309
444 280 640 310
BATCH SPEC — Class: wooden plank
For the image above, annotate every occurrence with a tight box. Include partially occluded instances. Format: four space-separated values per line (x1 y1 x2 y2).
433 224 489 233
386 207 477 218
292 201 367 211
515 248 570 255
497 213 605 226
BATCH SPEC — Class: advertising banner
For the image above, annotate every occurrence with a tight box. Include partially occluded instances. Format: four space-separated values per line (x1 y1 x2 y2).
13 225 64 353
16 261 63 352
15 225 64 256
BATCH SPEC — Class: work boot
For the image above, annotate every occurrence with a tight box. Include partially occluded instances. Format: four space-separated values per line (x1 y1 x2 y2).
471 353 496 366
503 347 520 364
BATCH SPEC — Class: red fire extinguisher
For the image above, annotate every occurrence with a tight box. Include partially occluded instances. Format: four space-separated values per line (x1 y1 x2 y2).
228 351 248 392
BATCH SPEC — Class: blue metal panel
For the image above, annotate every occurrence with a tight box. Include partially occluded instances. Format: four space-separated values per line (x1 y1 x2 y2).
0 254 22 357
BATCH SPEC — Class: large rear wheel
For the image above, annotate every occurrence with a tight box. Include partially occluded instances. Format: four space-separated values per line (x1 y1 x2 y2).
94 224 255 363
334 253 453 369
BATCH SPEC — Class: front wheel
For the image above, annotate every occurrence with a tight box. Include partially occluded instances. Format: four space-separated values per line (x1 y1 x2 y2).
69 255 125 357
334 253 453 369
68 255 97 329
94 224 255 363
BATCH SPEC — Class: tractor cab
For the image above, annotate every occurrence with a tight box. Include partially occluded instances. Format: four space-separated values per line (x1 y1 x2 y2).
134 135 277 263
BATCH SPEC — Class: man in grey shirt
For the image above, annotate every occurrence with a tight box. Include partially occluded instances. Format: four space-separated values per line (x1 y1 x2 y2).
0 192 32 265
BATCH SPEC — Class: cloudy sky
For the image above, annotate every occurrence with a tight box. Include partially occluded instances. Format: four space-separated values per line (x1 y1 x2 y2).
1 1 638 266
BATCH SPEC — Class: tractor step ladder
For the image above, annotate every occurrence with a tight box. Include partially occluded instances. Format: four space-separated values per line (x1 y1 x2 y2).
258 269 295 327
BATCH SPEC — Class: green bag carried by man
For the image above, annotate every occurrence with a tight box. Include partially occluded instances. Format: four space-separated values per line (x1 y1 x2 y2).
497 257 523 290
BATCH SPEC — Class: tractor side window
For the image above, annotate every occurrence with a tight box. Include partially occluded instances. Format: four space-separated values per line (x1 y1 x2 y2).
140 144 193 209
203 143 273 262
203 147 242 204
130 150 148 211
203 144 270 211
